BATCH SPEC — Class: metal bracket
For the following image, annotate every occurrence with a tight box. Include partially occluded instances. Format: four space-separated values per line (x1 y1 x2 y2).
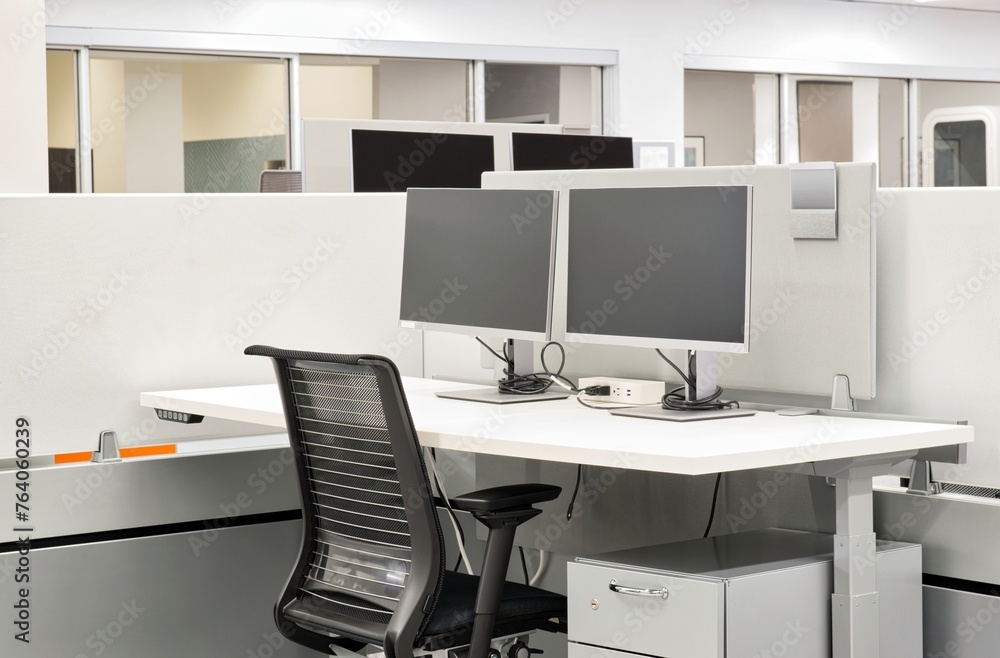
906 460 941 496
91 430 122 463
831 374 855 412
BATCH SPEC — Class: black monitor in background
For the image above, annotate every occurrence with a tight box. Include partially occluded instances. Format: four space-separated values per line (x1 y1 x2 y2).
350 129 495 192
510 132 634 171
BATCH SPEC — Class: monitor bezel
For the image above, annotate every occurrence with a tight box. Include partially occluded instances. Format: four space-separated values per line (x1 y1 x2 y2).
398 188 560 343
564 185 753 354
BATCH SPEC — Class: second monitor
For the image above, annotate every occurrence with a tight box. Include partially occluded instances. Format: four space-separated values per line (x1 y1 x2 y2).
566 185 754 420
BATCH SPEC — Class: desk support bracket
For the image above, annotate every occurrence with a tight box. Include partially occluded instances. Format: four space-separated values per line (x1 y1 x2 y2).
905 460 940 496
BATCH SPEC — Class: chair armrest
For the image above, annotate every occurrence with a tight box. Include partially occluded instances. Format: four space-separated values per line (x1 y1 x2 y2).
449 483 561 513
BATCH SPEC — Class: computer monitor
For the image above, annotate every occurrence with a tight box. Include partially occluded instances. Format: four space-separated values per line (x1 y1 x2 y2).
399 188 567 403
565 185 754 420
351 129 495 192
510 132 634 171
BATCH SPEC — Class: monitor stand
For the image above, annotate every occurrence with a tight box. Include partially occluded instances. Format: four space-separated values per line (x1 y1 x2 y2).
433 338 571 404
610 350 756 422
610 406 754 421
436 388 570 404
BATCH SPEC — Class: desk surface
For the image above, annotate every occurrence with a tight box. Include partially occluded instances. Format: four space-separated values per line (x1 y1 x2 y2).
142 377 972 476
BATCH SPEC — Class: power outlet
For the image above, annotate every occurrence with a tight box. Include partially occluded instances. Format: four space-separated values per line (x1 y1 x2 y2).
578 377 665 405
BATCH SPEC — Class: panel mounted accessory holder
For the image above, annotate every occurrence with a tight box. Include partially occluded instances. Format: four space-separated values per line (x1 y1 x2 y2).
91 430 122 463
789 161 838 239
905 460 941 496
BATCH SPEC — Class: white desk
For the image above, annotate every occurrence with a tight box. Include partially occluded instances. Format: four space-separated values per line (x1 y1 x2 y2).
142 377 972 658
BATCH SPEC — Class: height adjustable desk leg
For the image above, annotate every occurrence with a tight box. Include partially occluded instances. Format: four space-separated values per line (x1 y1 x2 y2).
833 476 879 658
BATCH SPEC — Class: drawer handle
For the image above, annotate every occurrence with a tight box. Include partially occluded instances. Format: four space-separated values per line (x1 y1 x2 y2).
608 579 669 599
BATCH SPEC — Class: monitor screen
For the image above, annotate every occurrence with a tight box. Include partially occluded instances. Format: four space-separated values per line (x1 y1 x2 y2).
565 185 752 352
399 188 559 341
351 129 495 192
511 133 634 171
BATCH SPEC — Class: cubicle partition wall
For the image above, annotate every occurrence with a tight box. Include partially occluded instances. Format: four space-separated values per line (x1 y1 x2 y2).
481 163 877 400
0 192 418 460
301 117 563 192
861 187 1000 657
0 192 419 656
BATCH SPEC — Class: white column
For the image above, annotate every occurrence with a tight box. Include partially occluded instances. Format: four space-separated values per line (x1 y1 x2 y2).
0 0 48 192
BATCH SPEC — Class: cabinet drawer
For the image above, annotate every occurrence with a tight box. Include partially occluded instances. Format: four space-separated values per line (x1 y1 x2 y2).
568 562 724 658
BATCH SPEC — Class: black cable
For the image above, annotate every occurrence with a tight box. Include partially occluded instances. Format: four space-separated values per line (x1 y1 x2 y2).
476 338 577 395
703 473 723 538
518 546 530 585
655 349 738 412
566 464 583 520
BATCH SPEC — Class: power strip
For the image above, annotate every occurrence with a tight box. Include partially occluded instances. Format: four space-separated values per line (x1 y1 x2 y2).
577 376 665 405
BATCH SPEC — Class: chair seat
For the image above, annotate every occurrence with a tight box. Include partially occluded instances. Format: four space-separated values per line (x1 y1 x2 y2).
418 571 567 651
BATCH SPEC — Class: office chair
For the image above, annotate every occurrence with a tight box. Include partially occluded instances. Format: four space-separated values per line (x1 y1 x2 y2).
259 169 303 193
245 346 567 658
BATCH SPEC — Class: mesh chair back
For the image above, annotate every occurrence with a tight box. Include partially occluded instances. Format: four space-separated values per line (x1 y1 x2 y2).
246 347 444 656
260 170 303 193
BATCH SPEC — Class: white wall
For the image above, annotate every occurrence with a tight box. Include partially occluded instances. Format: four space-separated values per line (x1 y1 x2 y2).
90 57 126 192
684 70 755 166
1 0 47 192
182 60 287 141
300 64 374 119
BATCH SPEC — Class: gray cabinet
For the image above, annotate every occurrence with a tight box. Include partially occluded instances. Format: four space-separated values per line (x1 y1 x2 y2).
568 528 921 658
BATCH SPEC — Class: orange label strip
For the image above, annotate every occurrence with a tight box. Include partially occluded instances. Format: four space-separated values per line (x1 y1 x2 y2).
53 444 177 464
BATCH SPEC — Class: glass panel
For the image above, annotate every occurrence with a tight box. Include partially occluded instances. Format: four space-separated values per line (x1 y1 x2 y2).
933 120 987 187
684 70 755 166
878 78 907 187
797 81 853 163
300 55 374 120
89 52 287 193
46 50 79 193
917 79 1000 186
374 58 468 122
485 64 602 133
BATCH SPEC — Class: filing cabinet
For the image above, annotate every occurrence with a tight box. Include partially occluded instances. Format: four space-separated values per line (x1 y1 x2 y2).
568 528 921 658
